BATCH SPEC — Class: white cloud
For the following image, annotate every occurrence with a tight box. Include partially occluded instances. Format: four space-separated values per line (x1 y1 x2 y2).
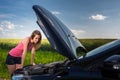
0 21 15 29
0 27 3 31
0 20 24 38
0 14 16 18
0 14 7 18
19 25 24 28
71 29 85 38
89 14 107 20
52 11 61 15
3 32 17 38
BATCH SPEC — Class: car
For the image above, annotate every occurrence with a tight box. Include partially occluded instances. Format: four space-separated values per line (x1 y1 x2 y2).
12 5 120 80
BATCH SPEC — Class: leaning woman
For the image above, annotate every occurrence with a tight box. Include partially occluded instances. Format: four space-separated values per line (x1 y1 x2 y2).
5 30 42 77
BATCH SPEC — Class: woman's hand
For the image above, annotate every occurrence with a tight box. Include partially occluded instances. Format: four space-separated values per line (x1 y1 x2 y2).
16 64 23 69
32 62 36 65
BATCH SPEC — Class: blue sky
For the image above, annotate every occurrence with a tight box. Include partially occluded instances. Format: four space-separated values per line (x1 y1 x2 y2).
0 0 120 39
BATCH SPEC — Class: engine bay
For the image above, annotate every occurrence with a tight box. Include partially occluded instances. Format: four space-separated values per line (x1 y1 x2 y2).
13 59 70 76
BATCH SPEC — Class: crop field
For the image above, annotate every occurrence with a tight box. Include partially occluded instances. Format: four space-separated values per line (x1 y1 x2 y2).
0 38 115 79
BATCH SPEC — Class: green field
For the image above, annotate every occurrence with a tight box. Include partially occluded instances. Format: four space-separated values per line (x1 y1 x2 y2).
0 38 115 79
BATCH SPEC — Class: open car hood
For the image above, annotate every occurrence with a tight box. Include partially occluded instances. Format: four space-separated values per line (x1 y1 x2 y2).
33 5 86 60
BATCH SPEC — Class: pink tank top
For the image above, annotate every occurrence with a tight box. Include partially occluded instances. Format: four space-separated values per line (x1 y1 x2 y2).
9 42 32 57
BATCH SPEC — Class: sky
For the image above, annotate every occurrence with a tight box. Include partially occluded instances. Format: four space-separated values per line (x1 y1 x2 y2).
0 0 120 39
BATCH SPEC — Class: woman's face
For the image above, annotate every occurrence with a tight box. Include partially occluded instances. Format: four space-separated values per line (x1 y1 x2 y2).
32 34 40 44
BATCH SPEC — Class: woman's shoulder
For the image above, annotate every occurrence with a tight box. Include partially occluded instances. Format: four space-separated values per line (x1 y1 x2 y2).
22 37 30 44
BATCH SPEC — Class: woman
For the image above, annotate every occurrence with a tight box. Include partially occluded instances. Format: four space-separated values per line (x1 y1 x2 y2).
5 30 42 77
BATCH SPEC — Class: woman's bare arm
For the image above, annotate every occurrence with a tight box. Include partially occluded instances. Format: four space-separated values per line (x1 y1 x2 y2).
21 37 29 67
31 47 35 65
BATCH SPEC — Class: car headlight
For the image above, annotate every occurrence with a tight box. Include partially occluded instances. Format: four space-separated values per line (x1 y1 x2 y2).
113 64 120 70
12 74 24 80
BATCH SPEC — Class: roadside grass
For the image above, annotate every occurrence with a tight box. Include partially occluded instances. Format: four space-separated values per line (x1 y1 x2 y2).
0 49 10 78
0 38 116 79
79 39 115 51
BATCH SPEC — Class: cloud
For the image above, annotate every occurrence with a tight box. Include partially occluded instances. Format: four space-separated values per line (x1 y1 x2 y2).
0 27 3 30
89 14 107 20
0 21 15 30
0 14 7 18
0 20 24 38
71 29 85 38
52 11 61 15
0 14 16 18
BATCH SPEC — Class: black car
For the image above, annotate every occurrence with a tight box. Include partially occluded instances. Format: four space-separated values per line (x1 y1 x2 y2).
12 5 120 80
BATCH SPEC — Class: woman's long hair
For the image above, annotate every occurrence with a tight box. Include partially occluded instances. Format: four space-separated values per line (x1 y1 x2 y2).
30 30 42 50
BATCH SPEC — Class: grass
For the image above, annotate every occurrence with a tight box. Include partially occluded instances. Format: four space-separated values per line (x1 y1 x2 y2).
0 38 116 79
79 39 115 51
